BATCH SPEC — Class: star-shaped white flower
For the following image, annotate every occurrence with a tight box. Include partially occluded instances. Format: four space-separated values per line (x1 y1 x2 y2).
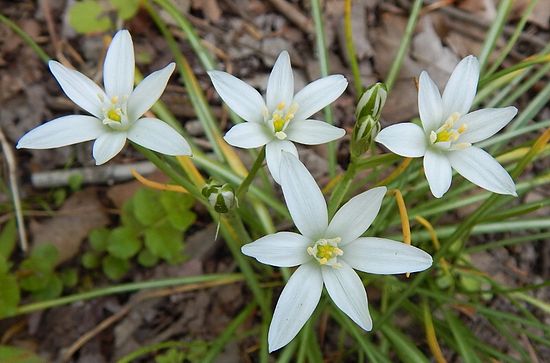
208 51 347 183
242 152 433 352
17 30 191 164
375 56 518 198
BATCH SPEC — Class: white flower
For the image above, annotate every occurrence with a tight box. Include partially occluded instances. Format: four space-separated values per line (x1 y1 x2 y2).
17 30 191 165
375 56 518 198
208 51 347 183
241 152 433 352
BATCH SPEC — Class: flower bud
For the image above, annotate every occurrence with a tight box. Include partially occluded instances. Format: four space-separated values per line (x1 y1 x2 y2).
202 181 237 213
351 83 387 158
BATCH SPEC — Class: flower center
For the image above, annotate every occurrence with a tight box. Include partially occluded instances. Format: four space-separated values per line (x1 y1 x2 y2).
101 96 129 130
106 108 122 122
269 101 298 140
429 112 470 150
307 237 343 268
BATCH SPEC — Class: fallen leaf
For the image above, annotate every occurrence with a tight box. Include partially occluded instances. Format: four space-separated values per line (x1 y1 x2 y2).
31 188 109 264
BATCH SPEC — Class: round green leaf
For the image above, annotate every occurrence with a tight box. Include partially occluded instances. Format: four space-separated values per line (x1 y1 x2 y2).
106 227 141 259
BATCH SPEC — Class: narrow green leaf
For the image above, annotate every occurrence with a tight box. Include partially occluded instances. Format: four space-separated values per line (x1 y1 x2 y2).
380 324 430 363
442 309 482 363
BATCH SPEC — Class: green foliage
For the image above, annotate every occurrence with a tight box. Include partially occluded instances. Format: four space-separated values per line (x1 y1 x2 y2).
0 275 20 317
0 345 45 363
0 219 17 259
68 0 141 34
102 255 130 280
0 243 78 317
83 188 196 280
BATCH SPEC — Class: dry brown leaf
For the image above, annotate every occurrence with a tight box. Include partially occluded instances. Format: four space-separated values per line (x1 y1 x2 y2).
31 188 109 264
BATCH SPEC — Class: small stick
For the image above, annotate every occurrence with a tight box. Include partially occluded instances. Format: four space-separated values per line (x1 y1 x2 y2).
267 0 314 34
0 127 28 252
61 278 241 362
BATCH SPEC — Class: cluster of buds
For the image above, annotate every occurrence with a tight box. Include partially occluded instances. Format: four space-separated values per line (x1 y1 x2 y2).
202 180 238 214
350 82 387 159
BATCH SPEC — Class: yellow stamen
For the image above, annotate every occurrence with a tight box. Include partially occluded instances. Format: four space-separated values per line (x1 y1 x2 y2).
107 109 121 122
273 114 285 132
457 124 467 134
277 101 285 110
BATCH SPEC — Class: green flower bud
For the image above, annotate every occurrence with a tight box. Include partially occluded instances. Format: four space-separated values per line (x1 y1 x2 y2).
202 181 237 213
351 82 387 158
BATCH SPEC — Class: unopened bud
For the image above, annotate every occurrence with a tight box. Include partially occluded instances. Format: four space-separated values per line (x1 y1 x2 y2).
351 83 387 158
355 82 387 121
202 181 237 213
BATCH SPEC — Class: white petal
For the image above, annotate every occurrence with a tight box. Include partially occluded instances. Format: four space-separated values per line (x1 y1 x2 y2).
48 61 106 118
326 186 387 245
322 262 372 331
442 55 480 118
92 131 127 165
458 107 518 144
208 70 266 123
17 115 105 149
265 140 298 184
448 146 516 196
279 151 328 239
127 118 191 156
418 71 443 133
285 120 346 145
241 232 310 267
423 148 452 198
342 237 433 274
375 123 427 157
127 63 175 122
269 263 323 352
266 51 294 112
103 30 135 98
223 122 272 149
292 75 348 121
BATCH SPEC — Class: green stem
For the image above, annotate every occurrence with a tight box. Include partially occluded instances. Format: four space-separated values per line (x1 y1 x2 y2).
223 212 270 316
384 0 423 91
484 0 539 76
236 147 266 200
145 1 225 160
311 0 337 177
12 273 242 317
477 0 514 73
203 302 256 363
327 161 358 217
344 0 363 95
0 13 50 62
479 55 550 88
376 129 547 328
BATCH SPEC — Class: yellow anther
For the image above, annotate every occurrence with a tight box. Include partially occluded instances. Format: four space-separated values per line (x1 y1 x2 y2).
277 101 286 110
111 96 119 104
457 124 467 134
107 109 121 122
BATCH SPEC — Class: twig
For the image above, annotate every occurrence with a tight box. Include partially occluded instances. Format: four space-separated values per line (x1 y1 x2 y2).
267 0 314 34
30 161 157 188
0 127 28 252
61 278 242 362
